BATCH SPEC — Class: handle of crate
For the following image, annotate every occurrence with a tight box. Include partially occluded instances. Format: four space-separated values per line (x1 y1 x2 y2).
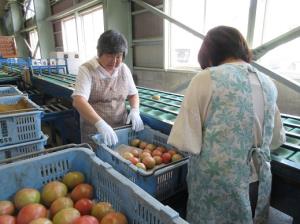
113 124 132 130
133 157 189 176
0 143 93 164
90 124 133 144
0 108 41 114
152 157 189 176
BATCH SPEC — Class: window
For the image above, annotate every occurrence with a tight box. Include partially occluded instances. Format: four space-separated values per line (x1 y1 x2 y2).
253 0 300 82
24 0 35 20
61 6 104 62
168 0 250 69
167 0 300 83
78 7 104 61
62 17 78 53
29 29 41 59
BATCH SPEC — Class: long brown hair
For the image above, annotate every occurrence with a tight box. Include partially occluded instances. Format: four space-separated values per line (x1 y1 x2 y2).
198 26 252 69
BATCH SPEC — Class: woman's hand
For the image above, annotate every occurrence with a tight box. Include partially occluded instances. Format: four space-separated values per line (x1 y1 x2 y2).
94 120 118 146
126 108 144 132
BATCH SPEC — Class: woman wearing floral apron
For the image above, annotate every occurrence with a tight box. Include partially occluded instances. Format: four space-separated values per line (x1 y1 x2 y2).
73 30 144 147
168 26 286 224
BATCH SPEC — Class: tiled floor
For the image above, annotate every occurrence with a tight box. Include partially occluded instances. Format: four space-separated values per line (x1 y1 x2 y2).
268 207 293 224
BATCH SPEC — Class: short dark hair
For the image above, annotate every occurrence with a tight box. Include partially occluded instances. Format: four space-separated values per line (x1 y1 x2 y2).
97 30 128 57
198 26 252 69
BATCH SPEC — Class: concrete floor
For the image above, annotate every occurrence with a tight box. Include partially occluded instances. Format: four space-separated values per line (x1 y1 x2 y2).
163 190 294 223
269 207 293 224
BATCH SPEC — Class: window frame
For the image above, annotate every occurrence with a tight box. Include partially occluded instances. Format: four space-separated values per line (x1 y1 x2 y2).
60 5 104 62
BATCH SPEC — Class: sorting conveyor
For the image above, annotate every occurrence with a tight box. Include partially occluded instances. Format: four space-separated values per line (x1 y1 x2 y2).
0 68 22 84
40 103 80 145
0 58 29 84
31 69 76 100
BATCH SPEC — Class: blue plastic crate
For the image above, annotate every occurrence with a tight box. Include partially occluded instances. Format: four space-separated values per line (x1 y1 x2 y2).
0 85 23 96
0 133 48 160
0 147 188 224
0 95 43 146
92 125 188 201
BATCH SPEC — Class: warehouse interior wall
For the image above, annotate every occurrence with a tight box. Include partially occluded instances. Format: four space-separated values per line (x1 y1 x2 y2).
275 82 300 116
0 18 8 35
103 0 133 70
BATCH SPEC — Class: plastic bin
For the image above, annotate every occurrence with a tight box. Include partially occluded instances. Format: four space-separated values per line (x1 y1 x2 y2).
0 85 23 96
0 147 188 224
0 95 43 146
92 125 188 201
0 133 48 160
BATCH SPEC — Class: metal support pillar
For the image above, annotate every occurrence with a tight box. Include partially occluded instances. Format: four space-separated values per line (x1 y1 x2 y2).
9 0 30 57
33 0 55 58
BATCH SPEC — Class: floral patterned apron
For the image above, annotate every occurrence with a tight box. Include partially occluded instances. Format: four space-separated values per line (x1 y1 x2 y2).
80 62 128 147
186 64 277 224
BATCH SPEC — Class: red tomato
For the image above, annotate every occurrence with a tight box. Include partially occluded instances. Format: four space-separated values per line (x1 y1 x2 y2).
71 184 93 202
16 203 47 224
168 149 177 157
0 201 15 216
0 215 16 224
128 157 139 165
100 212 128 224
161 152 172 164
74 198 93 215
73 215 99 224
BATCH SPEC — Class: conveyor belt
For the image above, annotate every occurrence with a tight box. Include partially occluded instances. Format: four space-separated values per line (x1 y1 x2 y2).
40 103 80 145
0 68 22 83
33 73 75 88
33 70 76 84
41 103 74 121
31 71 75 100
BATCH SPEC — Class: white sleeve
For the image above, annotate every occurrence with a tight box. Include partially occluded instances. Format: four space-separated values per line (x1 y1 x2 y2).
167 70 212 154
72 66 92 100
123 64 138 96
270 105 286 150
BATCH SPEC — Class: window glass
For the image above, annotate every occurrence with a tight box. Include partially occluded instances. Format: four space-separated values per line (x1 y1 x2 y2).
257 38 300 82
29 29 41 59
168 0 250 69
62 17 78 53
169 0 204 69
205 0 249 36
79 7 104 61
61 6 104 62
253 0 300 82
24 0 35 20
253 0 300 47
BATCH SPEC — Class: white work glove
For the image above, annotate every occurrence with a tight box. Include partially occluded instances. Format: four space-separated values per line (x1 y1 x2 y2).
94 120 118 146
126 108 144 132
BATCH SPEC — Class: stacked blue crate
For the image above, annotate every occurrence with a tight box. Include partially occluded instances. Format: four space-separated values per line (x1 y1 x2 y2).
0 86 47 160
